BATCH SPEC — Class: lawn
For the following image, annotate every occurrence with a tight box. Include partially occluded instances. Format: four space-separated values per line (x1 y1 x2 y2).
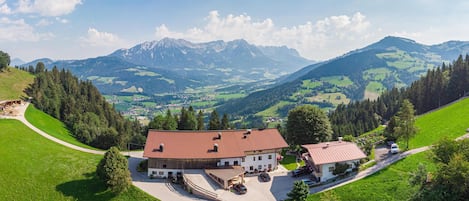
0 67 34 100
404 97 469 149
320 76 353 87
25 104 101 151
0 119 157 201
307 92 350 105
280 151 305 171
365 81 386 94
362 67 391 81
308 151 436 201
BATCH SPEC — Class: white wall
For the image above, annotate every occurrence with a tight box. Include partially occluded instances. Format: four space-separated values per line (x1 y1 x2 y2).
320 160 359 182
148 168 182 178
241 152 278 173
219 157 242 166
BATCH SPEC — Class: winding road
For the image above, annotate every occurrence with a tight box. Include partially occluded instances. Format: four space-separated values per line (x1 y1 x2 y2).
1 101 457 200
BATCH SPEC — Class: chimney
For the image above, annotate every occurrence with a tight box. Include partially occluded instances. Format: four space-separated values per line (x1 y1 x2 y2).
218 132 222 139
246 129 252 135
326 142 330 147
159 143 164 152
338 137 343 142
214 143 218 152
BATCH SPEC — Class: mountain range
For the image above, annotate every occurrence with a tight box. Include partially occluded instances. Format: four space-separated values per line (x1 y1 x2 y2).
24 38 312 95
217 36 469 118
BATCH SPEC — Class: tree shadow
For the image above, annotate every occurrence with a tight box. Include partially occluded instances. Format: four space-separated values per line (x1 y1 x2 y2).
56 172 117 201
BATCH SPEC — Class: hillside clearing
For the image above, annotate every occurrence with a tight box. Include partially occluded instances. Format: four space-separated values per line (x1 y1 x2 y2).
0 67 34 100
0 119 157 201
308 151 435 201
404 97 469 149
25 104 102 151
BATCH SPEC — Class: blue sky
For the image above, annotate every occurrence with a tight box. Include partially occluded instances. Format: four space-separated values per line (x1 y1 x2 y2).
1 0 469 62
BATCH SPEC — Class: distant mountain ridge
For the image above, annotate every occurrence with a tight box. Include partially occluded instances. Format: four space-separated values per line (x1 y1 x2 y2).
23 38 313 95
218 36 469 119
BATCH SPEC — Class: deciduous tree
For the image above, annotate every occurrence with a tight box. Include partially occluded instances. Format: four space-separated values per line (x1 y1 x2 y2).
286 105 332 145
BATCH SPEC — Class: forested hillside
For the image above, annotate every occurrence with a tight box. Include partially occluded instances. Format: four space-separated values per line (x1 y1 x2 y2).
218 37 469 122
23 63 146 149
330 55 469 137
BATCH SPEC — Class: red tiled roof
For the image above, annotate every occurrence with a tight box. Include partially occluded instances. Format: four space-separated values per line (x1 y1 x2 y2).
302 141 366 165
143 129 288 159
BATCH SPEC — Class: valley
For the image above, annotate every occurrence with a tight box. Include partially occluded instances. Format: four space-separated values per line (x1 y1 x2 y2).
20 36 469 127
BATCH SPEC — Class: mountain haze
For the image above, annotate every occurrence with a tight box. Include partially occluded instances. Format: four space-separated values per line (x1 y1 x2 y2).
23 38 312 95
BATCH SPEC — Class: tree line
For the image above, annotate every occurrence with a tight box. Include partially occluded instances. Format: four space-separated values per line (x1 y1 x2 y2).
0 50 10 71
330 55 469 137
148 107 231 130
24 62 146 150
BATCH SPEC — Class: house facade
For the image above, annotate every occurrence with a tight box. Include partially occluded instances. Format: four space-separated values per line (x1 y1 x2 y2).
143 129 288 178
302 140 366 182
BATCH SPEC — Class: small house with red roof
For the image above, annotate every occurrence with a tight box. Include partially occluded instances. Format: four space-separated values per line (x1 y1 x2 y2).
302 140 366 182
143 128 288 187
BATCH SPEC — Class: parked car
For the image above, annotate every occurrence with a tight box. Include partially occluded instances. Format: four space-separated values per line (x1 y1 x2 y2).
259 172 271 182
233 183 247 194
390 143 399 154
291 166 311 177
301 178 318 187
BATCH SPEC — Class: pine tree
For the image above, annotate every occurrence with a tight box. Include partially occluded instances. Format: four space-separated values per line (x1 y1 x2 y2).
394 99 417 150
287 180 309 201
208 110 220 130
220 113 229 130
196 110 204 130
96 147 131 193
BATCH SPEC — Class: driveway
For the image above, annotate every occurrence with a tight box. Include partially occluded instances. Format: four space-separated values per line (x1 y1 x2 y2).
374 144 391 161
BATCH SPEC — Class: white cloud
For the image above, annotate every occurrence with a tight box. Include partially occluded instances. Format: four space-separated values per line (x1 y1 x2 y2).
0 2 11 14
0 17 53 41
55 17 68 23
81 27 124 47
36 18 51 26
16 0 81 16
154 11 373 60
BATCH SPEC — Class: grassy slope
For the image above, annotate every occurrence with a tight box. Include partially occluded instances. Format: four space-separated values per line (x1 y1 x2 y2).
0 119 157 201
0 67 34 100
405 97 469 149
25 104 101 151
308 151 436 201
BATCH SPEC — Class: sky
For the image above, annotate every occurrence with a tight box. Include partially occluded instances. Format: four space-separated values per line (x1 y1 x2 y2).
1 0 469 62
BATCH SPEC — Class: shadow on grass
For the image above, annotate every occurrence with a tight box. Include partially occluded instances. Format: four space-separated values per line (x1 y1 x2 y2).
56 173 117 201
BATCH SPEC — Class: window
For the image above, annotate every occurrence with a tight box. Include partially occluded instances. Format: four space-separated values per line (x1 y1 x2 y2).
268 164 272 169
241 157 245 162
250 166 253 170
258 156 262 160
152 171 157 175
328 166 335 172
158 171 164 175
224 161 229 166
162 164 167 168
258 165 262 170
253 156 256 161
268 155 272 159
234 161 239 166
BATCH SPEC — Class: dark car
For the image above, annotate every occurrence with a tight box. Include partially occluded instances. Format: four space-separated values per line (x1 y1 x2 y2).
233 183 247 194
259 172 271 182
301 178 319 187
291 166 311 177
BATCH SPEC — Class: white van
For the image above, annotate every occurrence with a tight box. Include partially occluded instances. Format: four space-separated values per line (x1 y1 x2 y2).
390 143 399 154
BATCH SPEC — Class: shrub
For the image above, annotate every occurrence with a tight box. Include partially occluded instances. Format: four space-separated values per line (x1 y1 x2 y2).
137 159 148 172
